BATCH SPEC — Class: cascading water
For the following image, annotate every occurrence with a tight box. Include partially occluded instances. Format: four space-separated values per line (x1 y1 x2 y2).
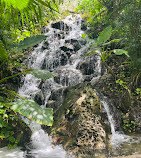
99 96 141 157
100 98 131 148
4 14 100 158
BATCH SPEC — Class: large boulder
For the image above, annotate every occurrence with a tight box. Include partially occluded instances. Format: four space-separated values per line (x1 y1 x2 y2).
46 82 110 157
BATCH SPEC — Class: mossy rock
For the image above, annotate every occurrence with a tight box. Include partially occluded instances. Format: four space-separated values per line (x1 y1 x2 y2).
46 82 110 157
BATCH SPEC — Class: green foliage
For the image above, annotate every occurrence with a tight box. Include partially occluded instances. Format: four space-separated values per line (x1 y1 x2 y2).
2 0 30 10
0 0 60 30
112 49 129 57
121 113 136 133
0 101 21 148
0 68 55 127
87 26 130 63
135 88 141 95
0 0 62 146
97 26 129 59
0 40 8 61
75 0 104 23
77 0 140 71
135 88 141 99
10 100 53 126
116 79 128 90
102 39 121 46
97 25 112 45
15 35 47 50
0 69 55 84
30 69 56 79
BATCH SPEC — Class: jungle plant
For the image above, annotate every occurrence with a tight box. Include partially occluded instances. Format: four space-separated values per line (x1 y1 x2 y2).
0 66 56 125
0 67 55 147
121 113 136 133
135 88 141 99
85 25 129 66
77 0 140 71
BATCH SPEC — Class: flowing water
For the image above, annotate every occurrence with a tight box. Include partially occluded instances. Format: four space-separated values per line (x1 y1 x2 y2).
100 98 141 157
0 14 141 158
0 14 100 158
101 99 131 147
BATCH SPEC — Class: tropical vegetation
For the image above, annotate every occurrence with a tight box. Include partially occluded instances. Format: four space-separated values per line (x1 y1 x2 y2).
0 0 140 148
0 0 63 147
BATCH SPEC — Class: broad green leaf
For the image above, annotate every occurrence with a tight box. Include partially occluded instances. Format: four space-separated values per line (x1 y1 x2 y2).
17 35 47 50
112 49 130 57
97 25 112 45
0 40 8 61
10 99 53 126
30 69 56 79
102 39 121 46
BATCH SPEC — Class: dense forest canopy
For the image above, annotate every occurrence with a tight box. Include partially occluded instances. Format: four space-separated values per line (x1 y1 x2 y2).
0 0 140 148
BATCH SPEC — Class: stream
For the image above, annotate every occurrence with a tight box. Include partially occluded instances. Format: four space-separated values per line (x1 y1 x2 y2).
0 14 141 158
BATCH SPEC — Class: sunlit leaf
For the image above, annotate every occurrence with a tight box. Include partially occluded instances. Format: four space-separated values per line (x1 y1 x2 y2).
1 0 30 10
82 34 87 38
97 25 112 45
17 35 47 50
30 69 56 79
10 99 53 126
102 39 121 46
112 49 130 57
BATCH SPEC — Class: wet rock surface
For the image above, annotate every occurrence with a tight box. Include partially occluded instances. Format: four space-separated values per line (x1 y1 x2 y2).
91 73 141 133
46 82 110 157
51 21 71 31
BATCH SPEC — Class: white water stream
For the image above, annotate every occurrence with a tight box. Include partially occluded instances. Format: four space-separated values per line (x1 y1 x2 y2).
100 99 131 148
20 14 88 158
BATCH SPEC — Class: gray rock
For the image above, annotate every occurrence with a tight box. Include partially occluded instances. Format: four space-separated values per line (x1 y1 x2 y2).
51 21 71 31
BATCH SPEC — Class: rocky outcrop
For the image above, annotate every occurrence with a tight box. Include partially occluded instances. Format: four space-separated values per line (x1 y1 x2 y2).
91 73 141 133
45 82 110 157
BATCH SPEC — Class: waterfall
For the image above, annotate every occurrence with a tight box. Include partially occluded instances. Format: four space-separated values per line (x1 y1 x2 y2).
0 14 141 158
17 14 101 158
101 99 116 135
100 97 131 148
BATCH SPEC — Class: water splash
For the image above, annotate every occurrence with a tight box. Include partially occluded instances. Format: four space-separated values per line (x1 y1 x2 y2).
100 98 133 149
0 147 24 158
